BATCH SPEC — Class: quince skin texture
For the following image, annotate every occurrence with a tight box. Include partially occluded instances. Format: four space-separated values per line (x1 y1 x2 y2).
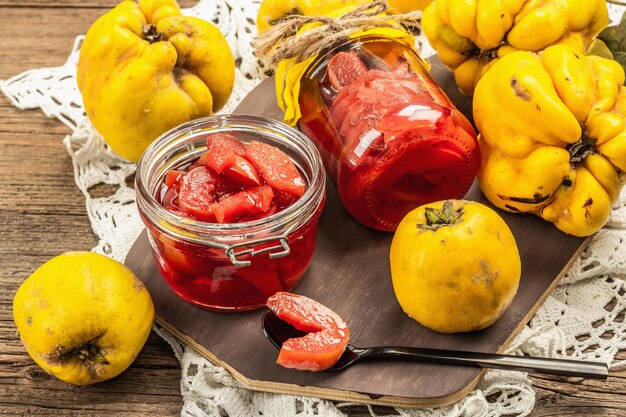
474 45 626 236
77 0 235 162
390 200 521 333
13 252 154 385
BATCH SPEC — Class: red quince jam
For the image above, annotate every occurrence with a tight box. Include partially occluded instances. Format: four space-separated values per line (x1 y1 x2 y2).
267 292 350 371
148 134 319 311
298 45 480 231
162 135 305 222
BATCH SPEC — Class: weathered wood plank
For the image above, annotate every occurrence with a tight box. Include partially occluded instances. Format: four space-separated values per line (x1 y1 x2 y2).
1 2 625 416
0 7 102 79
0 1 196 80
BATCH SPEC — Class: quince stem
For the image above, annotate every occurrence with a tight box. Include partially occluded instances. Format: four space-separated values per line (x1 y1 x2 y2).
568 126 597 165
417 201 464 232
70 341 110 365
142 24 164 44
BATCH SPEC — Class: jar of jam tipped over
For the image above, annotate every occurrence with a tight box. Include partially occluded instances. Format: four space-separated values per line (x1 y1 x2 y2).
297 36 480 231
135 115 325 311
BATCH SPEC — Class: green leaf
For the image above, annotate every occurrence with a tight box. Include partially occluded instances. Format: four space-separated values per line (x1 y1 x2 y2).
618 10 626 39
611 51 626 72
442 200 453 218
587 38 614 60
589 10 626 81
417 202 465 232
425 207 439 225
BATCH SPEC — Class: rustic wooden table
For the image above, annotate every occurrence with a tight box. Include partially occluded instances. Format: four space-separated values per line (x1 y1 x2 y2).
1 1 625 416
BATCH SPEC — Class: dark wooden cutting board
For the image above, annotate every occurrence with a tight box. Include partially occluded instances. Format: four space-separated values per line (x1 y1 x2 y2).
125 55 589 408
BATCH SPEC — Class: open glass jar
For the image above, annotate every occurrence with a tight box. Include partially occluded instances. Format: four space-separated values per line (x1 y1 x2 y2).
297 36 480 231
136 115 326 311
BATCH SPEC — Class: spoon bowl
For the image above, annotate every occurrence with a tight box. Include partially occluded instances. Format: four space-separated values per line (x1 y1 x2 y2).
262 311 609 378
261 311 360 371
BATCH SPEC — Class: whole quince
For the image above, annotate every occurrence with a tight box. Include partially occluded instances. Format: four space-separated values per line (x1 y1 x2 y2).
13 252 154 385
77 0 235 162
390 200 521 333
474 45 626 236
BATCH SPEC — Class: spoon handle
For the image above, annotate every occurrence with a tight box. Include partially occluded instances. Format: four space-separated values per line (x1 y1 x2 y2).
360 346 609 379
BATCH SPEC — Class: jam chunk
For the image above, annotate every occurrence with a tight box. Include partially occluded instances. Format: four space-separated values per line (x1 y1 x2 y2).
245 141 306 200
267 292 350 372
161 134 306 224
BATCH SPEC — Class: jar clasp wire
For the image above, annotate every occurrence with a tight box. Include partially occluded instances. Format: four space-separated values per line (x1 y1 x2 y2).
226 237 291 267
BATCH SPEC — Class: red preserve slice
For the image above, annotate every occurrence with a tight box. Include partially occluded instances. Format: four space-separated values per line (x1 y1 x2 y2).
245 141 306 199
327 51 367 91
197 133 246 173
266 292 350 371
222 154 262 187
178 166 219 221
238 202 278 222
329 84 361 129
273 190 298 207
165 170 185 188
369 78 423 102
210 186 274 223
338 89 384 145
376 103 446 144
161 171 186 212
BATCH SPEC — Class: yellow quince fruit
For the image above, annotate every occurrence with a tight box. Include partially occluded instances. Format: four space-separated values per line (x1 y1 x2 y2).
390 200 521 333
13 252 154 385
77 0 235 162
474 45 626 236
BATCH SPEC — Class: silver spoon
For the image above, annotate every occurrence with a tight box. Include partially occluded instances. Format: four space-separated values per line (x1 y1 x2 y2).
262 311 609 378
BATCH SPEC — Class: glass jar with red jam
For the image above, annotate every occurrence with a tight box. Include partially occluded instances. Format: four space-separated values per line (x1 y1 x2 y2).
297 36 480 231
136 115 325 311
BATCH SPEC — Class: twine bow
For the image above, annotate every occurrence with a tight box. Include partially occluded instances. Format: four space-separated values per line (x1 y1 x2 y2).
253 0 423 66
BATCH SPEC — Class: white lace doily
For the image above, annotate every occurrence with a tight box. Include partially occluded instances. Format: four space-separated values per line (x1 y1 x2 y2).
3 2 626 416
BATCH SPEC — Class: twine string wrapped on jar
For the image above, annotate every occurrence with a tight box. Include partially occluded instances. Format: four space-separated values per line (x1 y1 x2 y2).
254 0 423 67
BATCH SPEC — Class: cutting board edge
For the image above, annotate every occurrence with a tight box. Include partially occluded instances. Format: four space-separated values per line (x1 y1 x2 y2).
498 234 592 351
154 314 484 408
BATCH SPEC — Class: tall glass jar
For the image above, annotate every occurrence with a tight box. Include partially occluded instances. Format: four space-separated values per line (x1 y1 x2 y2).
136 115 326 311
298 36 480 231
